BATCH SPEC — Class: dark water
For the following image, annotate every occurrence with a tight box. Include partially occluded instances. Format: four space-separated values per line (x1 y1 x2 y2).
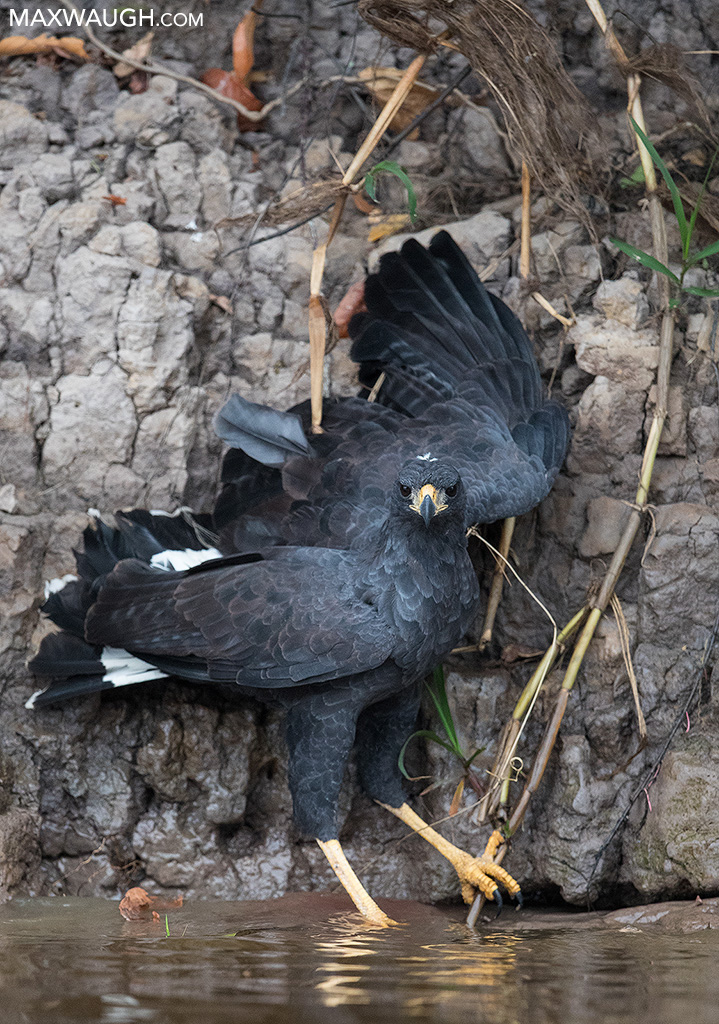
1 893 718 1024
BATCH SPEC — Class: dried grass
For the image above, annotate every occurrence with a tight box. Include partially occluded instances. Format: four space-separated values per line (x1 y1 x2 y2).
358 0 604 212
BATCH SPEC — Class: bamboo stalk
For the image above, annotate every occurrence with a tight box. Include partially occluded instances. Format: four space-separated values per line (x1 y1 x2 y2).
477 606 587 824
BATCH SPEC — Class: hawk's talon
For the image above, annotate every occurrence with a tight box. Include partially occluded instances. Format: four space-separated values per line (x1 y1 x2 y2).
493 888 503 917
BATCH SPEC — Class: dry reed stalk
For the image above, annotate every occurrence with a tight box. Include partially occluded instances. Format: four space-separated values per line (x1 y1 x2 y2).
308 54 427 430
467 0 676 923
531 292 575 328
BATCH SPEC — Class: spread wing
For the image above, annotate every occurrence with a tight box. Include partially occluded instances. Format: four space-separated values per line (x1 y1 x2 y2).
84 548 395 689
212 230 570 550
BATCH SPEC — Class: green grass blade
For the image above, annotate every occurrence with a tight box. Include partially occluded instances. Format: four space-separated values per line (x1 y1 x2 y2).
398 729 456 779
610 237 681 284
426 666 462 755
686 147 719 258
682 285 719 297
687 238 719 266
630 116 688 256
620 164 645 189
363 160 418 223
464 746 486 768
363 170 378 203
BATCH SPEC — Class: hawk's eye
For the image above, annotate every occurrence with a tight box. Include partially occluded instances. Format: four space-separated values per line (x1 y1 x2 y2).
446 483 458 497
399 483 412 498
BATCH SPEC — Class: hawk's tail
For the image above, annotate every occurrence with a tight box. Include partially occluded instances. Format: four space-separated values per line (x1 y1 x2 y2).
26 509 218 709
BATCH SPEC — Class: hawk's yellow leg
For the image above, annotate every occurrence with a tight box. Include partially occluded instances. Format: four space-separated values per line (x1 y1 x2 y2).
317 838 397 926
379 802 521 907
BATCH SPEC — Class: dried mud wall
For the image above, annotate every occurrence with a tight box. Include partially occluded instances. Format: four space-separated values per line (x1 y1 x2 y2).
1 0 719 907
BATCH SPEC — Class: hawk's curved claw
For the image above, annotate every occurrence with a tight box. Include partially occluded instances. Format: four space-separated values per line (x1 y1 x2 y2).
454 830 522 911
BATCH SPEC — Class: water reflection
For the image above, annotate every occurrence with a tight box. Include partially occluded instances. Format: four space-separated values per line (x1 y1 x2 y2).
1 895 718 1023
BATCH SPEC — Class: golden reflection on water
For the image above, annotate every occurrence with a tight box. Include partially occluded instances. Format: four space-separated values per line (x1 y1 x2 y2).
2 897 719 1024
312 916 523 1015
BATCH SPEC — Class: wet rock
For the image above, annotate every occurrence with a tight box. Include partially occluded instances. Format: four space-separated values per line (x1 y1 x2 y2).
638 503 719 645
621 737 719 899
0 809 41 899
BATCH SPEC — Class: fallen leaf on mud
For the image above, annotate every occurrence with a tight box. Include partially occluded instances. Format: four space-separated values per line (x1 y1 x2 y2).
501 643 544 664
232 5 259 83
333 279 366 338
209 293 233 314
201 7 263 132
358 66 440 133
368 213 412 243
201 67 263 131
119 886 184 921
448 777 465 817
113 30 154 77
0 34 90 61
352 192 378 215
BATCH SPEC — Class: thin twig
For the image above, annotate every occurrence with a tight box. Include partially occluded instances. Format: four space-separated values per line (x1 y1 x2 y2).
610 593 647 743
55 0 361 123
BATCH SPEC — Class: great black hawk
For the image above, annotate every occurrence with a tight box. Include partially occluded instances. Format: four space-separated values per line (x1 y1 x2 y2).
27 232 569 925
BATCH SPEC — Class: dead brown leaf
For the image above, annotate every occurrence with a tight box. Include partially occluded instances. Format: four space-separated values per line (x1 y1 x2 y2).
232 6 259 83
113 30 153 78
333 279 367 338
102 194 126 206
448 777 465 817
201 5 264 132
119 886 184 921
201 67 263 132
500 642 544 665
209 293 233 314
0 33 90 61
368 213 413 242
358 66 440 133
352 191 378 215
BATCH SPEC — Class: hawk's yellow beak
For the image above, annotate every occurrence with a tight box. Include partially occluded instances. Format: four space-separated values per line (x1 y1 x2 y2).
410 485 448 526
